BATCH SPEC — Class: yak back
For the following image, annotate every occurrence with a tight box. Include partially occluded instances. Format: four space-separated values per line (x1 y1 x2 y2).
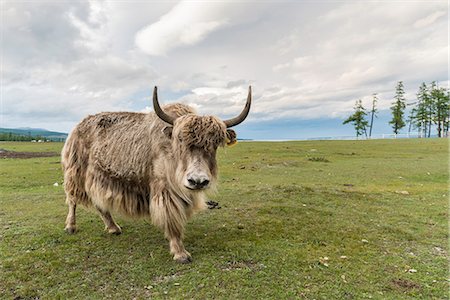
72 104 195 183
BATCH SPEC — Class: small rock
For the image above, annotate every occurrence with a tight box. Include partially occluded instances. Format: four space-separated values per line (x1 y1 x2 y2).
53 182 59 187
408 269 417 273
237 224 244 229
174 283 180 286
361 239 369 243
395 190 409 195
144 285 153 290
433 246 444 253
319 257 329 267
340 255 347 259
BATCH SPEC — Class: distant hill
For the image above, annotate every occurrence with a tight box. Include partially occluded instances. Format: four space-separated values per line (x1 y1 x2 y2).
0 127 68 141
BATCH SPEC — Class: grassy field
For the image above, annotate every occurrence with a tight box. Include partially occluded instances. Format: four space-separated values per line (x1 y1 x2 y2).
0 139 448 299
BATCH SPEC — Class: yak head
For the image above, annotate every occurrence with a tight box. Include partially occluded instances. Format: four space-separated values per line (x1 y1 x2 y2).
153 86 251 191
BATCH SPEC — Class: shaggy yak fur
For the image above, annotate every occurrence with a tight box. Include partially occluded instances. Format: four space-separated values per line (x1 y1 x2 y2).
62 103 239 263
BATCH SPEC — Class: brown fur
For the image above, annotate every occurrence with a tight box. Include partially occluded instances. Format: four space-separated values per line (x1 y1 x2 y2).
61 103 229 262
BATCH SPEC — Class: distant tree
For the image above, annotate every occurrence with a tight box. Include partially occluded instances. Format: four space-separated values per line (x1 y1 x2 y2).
368 93 378 138
445 89 450 135
389 81 406 136
430 82 450 137
0 132 54 141
425 83 437 137
407 106 415 136
343 99 369 139
412 82 431 137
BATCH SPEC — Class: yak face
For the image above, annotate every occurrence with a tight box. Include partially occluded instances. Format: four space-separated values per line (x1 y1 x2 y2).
171 115 226 191
153 86 251 191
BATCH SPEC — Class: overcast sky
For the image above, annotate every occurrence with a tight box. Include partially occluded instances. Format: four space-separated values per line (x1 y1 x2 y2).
1 0 448 139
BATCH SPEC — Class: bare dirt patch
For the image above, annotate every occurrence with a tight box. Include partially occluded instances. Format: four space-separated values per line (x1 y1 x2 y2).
220 260 266 272
391 279 421 291
0 149 59 159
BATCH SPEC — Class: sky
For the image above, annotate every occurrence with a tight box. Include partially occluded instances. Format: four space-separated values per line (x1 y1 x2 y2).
1 0 448 140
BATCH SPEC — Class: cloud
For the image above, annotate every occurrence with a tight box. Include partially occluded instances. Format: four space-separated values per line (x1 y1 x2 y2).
267 2 448 114
2 2 87 65
415 10 446 28
135 1 265 56
2 1 159 131
135 2 227 56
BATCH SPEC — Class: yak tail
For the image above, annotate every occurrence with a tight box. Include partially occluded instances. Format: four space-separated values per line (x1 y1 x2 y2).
61 133 91 206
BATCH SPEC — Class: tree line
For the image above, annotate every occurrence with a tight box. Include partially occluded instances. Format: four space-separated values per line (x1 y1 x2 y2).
343 81 450 138
0 132 45 141
0 132 64 142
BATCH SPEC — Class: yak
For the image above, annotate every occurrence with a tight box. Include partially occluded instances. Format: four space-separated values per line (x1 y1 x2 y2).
61 86 251 263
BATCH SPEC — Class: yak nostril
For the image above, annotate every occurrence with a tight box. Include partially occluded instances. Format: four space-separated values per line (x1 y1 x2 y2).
200 179 210 187
187 178 197 186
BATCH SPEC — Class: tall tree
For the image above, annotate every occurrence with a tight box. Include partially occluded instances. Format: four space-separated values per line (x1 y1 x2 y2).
426 82 436 137
368 93 378 138
413 82 431 137
445 89 450 135
407 106 416 136
389 81 406 136
343 99 369 139
430 82 450 137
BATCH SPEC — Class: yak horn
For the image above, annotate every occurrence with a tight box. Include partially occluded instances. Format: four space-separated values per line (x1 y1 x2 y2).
223 86 252 128
153 86 176 125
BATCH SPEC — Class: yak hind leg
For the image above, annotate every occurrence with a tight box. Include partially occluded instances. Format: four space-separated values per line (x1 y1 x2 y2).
96 206 122 235
151 193 191 263
64 197 77 234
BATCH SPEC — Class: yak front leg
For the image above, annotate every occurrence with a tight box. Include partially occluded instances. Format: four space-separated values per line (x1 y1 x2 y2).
151 192 191 263
64 198 77 234
168 226 191 263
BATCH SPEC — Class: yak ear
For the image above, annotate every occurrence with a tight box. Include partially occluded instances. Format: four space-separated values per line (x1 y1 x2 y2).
162 126 173 139
225 129 237 146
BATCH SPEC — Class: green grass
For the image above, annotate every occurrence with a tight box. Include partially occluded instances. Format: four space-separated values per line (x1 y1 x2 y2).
0 139 448 299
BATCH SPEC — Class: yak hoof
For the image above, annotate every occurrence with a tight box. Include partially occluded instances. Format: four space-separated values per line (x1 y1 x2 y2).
109 229 122 235
174 252 192 264
105 225 122 235
64 226 77 234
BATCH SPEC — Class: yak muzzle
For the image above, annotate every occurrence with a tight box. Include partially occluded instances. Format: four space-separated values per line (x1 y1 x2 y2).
185 176 210 190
